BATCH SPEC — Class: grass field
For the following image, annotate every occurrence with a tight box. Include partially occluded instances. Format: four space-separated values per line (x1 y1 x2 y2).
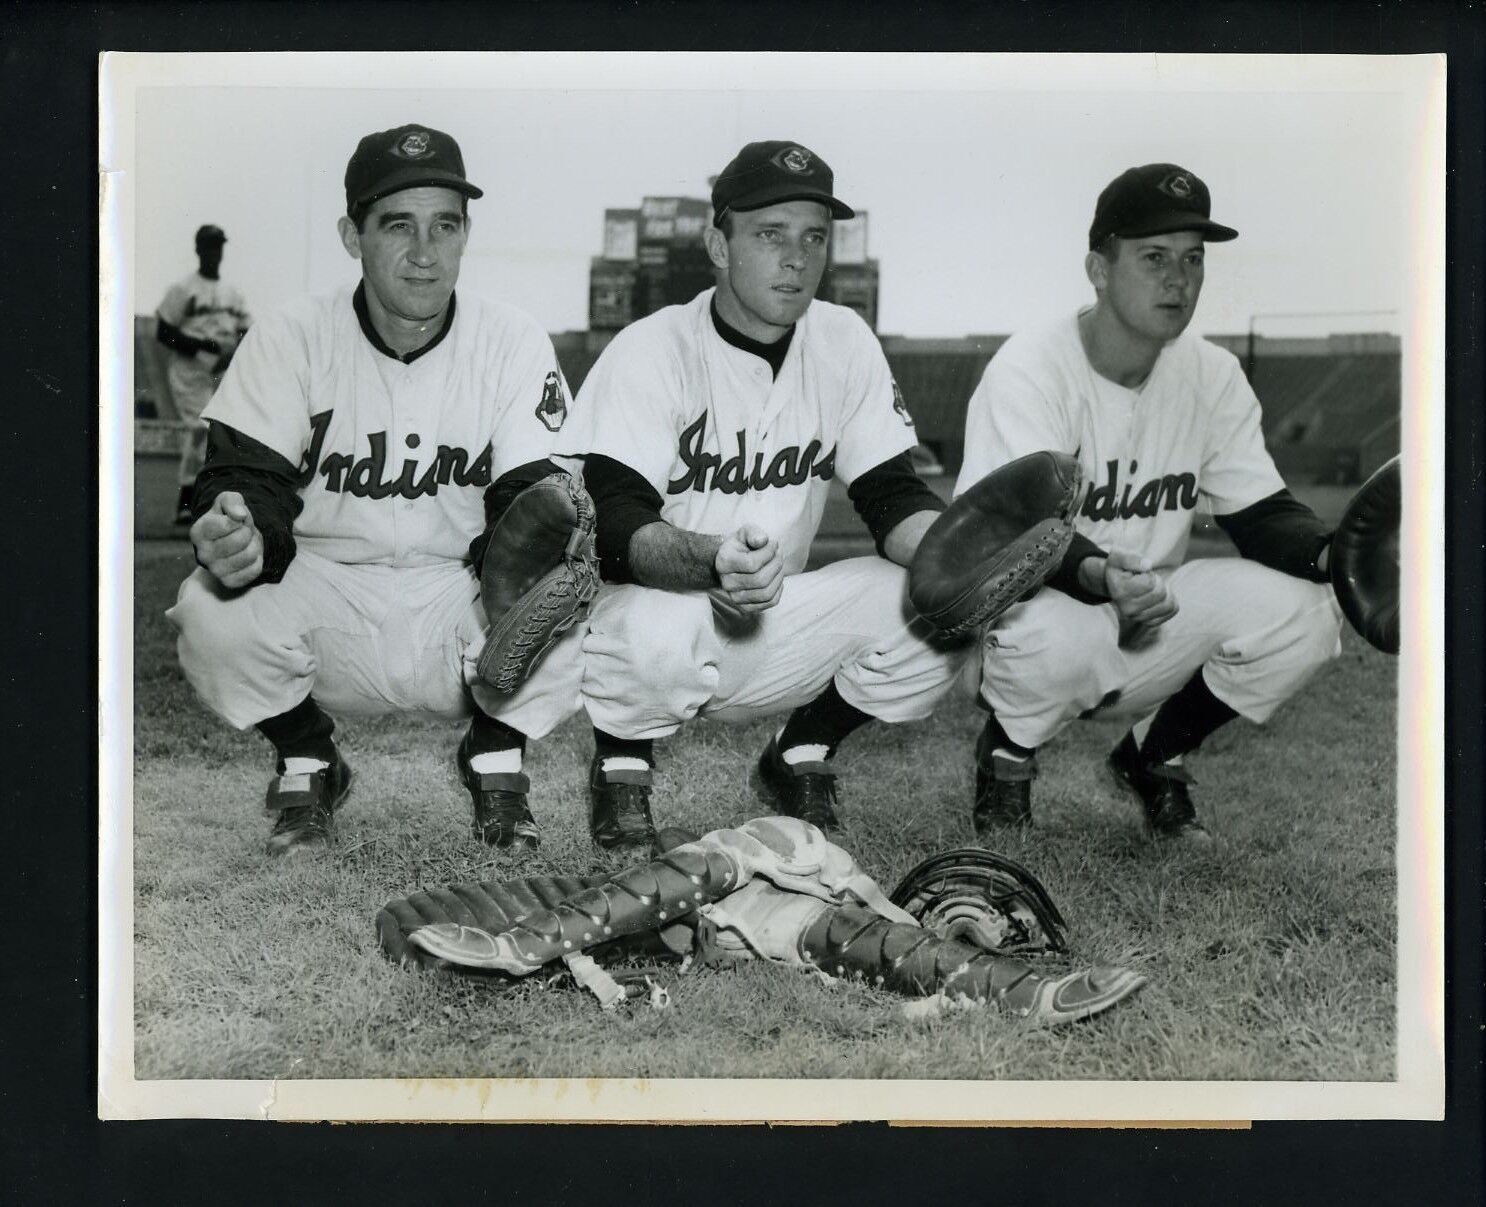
131 507 1396 1084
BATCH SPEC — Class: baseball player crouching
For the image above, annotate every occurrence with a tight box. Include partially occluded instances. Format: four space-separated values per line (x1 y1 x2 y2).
958 163 1342 843
166 125 581 856
553 140 969 852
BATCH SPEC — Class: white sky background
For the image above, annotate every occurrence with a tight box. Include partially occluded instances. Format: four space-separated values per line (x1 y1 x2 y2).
128 56 1416 340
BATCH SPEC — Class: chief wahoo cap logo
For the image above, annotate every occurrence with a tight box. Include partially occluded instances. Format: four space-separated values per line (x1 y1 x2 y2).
398 130 432 158
777 146 813 173
1160 172 1194 200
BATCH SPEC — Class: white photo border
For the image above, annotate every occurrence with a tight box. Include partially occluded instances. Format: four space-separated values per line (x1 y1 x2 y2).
98 50 1445 1123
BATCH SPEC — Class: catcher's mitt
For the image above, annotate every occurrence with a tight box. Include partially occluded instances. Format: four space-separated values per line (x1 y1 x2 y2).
889 848 1068 954
909 450 1083 636
474 472 600 694
1329 456 1400 655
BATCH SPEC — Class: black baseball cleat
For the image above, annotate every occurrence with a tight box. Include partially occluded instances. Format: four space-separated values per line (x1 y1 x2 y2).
755 736 841 832
973 720 1036 834
456 732 540 851
1106 732 1213 845
588 755 659 853
264 754 353 858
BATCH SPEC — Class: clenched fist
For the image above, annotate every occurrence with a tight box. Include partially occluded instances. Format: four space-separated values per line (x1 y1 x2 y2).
714 523 785 614
190 491 265 589
1100 550 1178 647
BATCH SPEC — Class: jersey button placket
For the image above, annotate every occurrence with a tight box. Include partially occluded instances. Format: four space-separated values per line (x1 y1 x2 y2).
391 383 410 563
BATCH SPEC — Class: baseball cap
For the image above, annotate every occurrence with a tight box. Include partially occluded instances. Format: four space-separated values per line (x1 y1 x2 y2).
1088 163 1238 250
344 124 484 211
194 224 227 245
711 141 854 221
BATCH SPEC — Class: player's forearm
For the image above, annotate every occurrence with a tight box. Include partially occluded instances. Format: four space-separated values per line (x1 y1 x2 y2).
1075 555 1110 598
628 522 724 591
581 454 669 583
1044 533 1109 603
848 449 947 560
880 509 940 568
194 422 303 584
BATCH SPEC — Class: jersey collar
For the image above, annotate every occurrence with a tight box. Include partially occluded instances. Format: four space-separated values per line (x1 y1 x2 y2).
352 281 458 364
709 295 795 380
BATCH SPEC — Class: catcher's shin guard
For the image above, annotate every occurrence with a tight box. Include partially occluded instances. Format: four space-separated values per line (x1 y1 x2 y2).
380 872 601 970
407 841 742 975
799 905 1146 1024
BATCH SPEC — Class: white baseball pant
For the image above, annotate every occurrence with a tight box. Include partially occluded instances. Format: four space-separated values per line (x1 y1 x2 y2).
580 556 973 740
166 356 221 488
166 549 582 738
975 558 1343 748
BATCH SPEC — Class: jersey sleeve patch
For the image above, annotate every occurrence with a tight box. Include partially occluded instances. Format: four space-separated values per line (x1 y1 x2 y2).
535 368 568 432
891 377 914 428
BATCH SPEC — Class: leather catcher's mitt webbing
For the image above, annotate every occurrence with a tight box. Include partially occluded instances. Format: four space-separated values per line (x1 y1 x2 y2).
475 472 600 695
799 905 1146 1024
377 872 678 973
909 450 1083 636
888 848 1068 954
1329 455 1400 655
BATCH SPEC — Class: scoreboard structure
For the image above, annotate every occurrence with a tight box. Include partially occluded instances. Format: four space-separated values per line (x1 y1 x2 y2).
589 197 880 331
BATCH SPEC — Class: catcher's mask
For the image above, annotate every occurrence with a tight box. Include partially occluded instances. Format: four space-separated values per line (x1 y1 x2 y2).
889 848 1068 955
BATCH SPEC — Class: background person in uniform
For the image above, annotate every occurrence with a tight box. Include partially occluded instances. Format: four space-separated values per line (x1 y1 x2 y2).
166 125 580 857
555 140 969 853
155 224 252 524
958 163 1343 844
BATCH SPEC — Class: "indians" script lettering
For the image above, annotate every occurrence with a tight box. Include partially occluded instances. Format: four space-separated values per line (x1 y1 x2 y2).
1079 458 1199 521
296 409 492 499
666 413 836 496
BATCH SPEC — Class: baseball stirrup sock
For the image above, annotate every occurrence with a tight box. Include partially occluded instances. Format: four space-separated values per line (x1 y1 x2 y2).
468 748 522 774
1138 667 1239 766
257 695 336 765
979 712 1036 762
593 728 654 770
469 708 527 756
776 681 874 758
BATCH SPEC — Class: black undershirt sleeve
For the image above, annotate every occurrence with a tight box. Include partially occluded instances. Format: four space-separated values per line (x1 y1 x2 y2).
1214 488 1332 582
156 317 215 358
467 457 566 576
1045 532 1108 604
1042 487 1333 605
846 450 946 556
582 454 665 584
192 421 303 585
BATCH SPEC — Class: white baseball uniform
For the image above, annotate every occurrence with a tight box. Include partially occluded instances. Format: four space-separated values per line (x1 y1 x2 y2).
554 288 968 739
166 286 582 739
956 310 1341 748
156 270 251 486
